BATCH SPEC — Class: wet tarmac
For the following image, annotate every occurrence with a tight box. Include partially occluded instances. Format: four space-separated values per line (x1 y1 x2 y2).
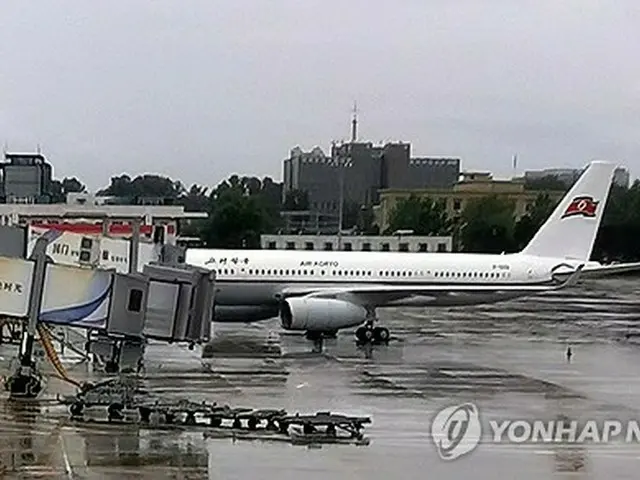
1 277 640 478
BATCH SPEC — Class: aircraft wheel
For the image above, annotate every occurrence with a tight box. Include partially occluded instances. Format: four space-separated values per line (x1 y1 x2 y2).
70 402 84 417
373 327 390 343
138 406 151 423
104 361 119 374
210 416 222 427
247 416 258 430
355 326 374 344
107 403 124 422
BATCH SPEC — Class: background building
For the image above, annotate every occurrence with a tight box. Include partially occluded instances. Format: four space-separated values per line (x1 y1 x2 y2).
524 166 630 189
261 233 452 253
374 171 564 233
1 152 54 203
282 141 460 227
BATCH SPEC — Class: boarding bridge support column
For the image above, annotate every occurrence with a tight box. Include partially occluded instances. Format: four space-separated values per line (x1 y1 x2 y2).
5 236 51 398
104 217 144 374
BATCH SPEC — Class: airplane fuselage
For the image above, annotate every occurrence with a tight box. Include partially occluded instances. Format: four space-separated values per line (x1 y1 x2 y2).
186 249 583 323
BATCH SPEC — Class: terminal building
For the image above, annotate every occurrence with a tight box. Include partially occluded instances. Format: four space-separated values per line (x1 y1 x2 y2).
0 192 207 245
260 234 453 253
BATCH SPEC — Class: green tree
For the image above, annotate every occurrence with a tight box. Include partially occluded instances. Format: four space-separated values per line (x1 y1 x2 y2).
200 175 283 247
593 182 640 261
282 189 309 211
525 175 571 192
49 176 87 202
460 195 516 253
385 195 451 235
97 174 185 200
179 184 209 212
357 205 378 235
202 188 269 248
513 193 557 250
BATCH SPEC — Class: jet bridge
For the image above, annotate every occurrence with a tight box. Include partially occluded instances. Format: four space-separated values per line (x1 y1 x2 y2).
0 256 214 343
0 234 215 397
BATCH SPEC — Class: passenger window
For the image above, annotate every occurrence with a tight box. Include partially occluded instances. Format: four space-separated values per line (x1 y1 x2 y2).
127 289 144 313
321 270 325 275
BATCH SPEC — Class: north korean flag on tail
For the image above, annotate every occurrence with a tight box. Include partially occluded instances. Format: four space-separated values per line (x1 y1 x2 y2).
561 196 599 219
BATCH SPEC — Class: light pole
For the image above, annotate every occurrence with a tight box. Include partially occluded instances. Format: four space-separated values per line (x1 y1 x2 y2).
337 156 345 250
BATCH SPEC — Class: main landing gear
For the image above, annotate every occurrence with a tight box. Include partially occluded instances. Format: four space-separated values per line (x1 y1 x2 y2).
355 319 390 346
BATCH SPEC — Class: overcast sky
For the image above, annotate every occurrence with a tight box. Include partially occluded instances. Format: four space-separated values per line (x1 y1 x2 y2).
1 1 638 191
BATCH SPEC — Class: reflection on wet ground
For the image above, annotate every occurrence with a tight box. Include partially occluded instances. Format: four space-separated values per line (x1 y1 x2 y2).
0 277 639 478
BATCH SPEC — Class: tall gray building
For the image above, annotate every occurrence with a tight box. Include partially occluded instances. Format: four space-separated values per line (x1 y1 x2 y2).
282 141 460 219
1 152 53 203
524 166 630 188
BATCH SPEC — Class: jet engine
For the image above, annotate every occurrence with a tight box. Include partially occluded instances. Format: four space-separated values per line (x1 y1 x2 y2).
280 297 367 332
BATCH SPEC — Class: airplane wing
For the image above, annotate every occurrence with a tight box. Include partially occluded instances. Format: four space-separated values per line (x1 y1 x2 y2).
580 262 640 278
280 265 584 304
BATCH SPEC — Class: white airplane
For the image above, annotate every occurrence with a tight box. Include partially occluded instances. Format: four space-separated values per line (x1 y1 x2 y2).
186 160 640 344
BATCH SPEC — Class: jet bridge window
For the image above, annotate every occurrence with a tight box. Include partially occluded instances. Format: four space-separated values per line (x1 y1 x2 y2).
127 289 144 313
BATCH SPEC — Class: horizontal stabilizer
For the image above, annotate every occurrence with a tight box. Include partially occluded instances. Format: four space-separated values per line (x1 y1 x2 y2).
581 261 640 278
